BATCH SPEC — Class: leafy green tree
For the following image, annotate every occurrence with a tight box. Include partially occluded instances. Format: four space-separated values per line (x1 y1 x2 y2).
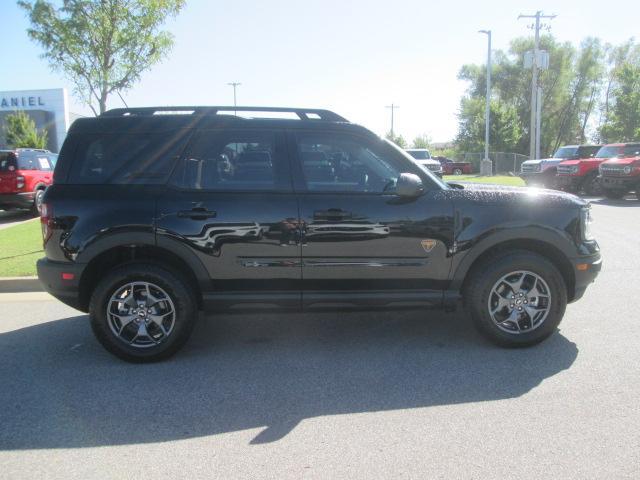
3 111 48 149
599 63 640 141
411 134 431 149
19 0 185 115
455 98 522 153
385 131 407 148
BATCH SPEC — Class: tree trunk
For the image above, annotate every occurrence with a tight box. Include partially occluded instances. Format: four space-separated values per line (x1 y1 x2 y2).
99 90 108 115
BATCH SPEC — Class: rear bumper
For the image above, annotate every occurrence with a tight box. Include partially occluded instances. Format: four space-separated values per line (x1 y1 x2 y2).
599 175 639 190
0 192 34 209
570 252 602 302
37 258 87 312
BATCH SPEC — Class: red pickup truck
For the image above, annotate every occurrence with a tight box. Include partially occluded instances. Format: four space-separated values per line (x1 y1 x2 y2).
0 148 57 215
434 156 473 175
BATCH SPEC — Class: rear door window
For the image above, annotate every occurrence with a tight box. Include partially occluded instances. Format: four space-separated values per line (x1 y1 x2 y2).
68 131 190 184
17 154 39 170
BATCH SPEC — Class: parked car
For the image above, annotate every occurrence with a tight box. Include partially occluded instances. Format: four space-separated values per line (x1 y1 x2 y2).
555 144 605 195
598 142 640 200
434 156 473 175
405 149 443 177
520 145 594 189
0 148 57 214
38 106 601 362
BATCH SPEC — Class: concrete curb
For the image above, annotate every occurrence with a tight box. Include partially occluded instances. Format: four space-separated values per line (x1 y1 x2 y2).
0 276 43 293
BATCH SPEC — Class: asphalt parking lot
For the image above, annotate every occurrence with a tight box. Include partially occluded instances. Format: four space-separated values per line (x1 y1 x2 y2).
0 196 638 479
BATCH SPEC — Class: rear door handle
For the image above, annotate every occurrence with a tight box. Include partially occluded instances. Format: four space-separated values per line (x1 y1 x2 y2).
177 207 217 220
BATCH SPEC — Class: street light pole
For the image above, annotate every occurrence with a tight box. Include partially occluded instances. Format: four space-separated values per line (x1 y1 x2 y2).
479 30 492 168
519 11 556 159
227 82 241 113
385 104 399 137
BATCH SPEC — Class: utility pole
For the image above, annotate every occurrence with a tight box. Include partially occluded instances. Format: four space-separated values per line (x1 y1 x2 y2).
227 82 241 112
518 11 555 159
385 104 399 137
479 30 492 174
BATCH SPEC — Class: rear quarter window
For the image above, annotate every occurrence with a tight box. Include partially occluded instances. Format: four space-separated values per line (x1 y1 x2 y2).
0 153 17 172
67 131 190 184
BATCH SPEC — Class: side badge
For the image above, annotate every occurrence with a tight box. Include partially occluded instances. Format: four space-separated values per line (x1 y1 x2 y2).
421 239 437 253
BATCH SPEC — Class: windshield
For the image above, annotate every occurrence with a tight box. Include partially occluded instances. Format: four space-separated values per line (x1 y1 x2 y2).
576 146 601 158
595 145 622 158
406 150 431 160
623 144 640 157
384 139 449 189
553 146 579 158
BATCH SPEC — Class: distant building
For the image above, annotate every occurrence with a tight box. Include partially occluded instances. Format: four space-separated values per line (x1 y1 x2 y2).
0 88 77 153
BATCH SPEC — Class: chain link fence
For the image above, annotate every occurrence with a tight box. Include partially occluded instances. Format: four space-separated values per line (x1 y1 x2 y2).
459 152 530 175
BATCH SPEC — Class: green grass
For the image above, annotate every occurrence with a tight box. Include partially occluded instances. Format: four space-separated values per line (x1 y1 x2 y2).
444 174 525 187
0 219 42 277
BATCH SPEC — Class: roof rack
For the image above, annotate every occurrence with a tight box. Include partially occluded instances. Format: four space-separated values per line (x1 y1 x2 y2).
101 106 348 122
15 148 51 153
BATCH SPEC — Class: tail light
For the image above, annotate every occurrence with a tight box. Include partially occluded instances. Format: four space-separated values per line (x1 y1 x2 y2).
16 175 25 190
40 202 54 245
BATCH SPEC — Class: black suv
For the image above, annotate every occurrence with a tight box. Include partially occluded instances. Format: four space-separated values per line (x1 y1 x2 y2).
37 106 601 362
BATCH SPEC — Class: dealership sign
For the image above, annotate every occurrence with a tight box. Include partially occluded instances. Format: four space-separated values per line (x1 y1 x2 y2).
1 96 46 108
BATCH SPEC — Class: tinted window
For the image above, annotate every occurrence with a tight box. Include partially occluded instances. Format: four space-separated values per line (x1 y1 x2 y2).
297 133 405 193
623 144 640 157
68 132 189 184
0 153 16 172
170 130 286 191
576 146 601 158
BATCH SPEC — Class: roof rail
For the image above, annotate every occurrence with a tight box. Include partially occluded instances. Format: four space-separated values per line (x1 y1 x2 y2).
15 148 51 153
100 106 348 122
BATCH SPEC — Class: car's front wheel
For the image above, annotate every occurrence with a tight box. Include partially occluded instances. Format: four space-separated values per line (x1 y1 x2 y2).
89 263 197 362
464 251 567 347
603 189 626 200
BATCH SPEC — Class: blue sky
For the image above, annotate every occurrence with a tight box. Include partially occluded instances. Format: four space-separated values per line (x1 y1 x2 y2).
2 0 638 142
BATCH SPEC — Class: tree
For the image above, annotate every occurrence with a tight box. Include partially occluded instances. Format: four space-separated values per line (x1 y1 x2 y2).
3 111 49 149
411 134 431 149
455 98 522 153
19 0 185 115
385 131 407 148
599 63 640 141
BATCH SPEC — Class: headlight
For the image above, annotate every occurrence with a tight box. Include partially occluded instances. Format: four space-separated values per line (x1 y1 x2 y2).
570 166 579 174
581 208 594 241
624 166 632 175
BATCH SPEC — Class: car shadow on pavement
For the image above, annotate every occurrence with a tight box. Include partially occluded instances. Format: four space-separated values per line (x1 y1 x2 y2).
0 310 578 450
0 209 33 227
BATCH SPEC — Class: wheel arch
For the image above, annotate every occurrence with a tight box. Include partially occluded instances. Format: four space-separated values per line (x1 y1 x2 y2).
78 242 208 312
454 237 576 302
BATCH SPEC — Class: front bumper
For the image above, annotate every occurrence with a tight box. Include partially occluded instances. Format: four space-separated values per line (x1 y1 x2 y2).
556 175 583 190
570 252 602 302
37 258 87 311
599 175 639 190
0 192 35 209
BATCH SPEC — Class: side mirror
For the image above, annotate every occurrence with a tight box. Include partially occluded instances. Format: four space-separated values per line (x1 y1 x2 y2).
396 173 424 197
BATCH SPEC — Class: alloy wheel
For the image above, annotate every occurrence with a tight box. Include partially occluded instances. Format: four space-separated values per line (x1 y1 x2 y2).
487 270 551 334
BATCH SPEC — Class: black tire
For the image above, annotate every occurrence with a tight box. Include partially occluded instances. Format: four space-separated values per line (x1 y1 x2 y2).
603 189 626 200
32 189 45 216
453 168 463 175
580 172 602 196
89 263 197 362
464 250 567 347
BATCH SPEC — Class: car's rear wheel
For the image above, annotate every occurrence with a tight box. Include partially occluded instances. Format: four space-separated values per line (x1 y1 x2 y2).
603 189 626 200
453 168 463 175
89 263 197 362
32 189 45 215
464 251 567 347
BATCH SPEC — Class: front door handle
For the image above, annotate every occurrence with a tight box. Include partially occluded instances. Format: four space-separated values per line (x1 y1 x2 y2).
177 207 217 220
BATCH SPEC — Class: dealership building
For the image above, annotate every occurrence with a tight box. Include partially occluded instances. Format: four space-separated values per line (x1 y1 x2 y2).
0 88 80 153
